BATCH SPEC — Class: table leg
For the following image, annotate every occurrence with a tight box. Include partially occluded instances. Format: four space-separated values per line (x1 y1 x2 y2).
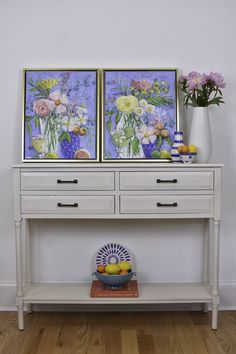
15 219 24 330
212 219 220 330
25 219 33 314
203 218 210 313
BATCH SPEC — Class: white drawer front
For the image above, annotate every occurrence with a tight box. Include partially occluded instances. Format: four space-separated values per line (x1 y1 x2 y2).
22 196 114 214
21 172 114 191
120 195 213 214
120 172 213 190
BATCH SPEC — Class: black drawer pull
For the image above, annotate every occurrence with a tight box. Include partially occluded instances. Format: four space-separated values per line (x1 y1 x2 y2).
157 202 178 207
57 179 78 184
156 179 177 183
57 203 78 208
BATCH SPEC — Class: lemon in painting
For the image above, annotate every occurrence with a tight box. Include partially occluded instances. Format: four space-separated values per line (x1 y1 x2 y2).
159 149 171 159
124 127 135 138
112 132 129 148
45 152 59 159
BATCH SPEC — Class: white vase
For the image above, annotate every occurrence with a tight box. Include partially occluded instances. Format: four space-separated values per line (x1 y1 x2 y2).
189 107 212 163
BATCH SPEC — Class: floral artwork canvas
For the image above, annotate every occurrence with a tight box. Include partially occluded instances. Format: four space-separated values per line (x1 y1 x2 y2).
23 69 99 161
102 69 178 161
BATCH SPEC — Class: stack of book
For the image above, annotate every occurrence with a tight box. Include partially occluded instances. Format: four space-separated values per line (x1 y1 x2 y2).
90 280 139 297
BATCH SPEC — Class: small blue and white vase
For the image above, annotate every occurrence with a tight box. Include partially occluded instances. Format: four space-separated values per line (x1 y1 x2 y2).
60 132 80 159
171 131 184 162
142 141 157 159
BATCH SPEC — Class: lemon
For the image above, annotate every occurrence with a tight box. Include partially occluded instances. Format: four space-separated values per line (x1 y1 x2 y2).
45 152 59 159
189 145 197 153
159 149 171 159
124 127 135 138
105 264 120 275
118 261 132 271
151 151 160 159
112 133 129 148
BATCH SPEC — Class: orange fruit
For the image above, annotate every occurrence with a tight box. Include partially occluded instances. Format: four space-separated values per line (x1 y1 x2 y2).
177 146 183 153
73 126 81 135
156 122 164 130
74 149 91 159
181 145 189 153
161 129 169 138
79 128 87 136
119 270 128 275
97 264 105 273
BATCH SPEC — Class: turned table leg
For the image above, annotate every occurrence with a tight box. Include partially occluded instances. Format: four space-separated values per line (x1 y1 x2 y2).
212 219 220 330
15 219 24 330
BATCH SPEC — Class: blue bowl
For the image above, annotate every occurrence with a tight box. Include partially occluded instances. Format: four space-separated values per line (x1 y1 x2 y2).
92 271 135 289
180 152 197 163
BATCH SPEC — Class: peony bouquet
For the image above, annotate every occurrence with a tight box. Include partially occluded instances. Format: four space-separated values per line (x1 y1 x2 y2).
179 71 225 108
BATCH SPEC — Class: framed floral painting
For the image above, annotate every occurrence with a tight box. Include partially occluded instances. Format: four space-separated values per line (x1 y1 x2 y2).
23 69 99 161
101 69 179 162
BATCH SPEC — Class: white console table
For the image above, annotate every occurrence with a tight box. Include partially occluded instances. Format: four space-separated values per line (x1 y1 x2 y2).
13 163 223 330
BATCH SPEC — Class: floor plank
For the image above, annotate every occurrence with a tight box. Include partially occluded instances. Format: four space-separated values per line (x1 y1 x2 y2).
0 311 236 354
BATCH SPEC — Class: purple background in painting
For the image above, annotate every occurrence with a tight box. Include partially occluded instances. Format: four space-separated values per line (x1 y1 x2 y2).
24 70 97 159
104 70 177 159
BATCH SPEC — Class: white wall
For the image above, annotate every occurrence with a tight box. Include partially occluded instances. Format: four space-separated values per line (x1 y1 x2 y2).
0 0 236 309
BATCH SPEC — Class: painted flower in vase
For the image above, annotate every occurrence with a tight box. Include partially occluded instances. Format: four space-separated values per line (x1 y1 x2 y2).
103 70 177 160
59 106 89 159
135 125 157 159
24 70 98 160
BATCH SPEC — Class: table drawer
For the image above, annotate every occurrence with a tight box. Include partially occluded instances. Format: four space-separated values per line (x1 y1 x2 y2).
120 172 213 190
21 196 115 214
120 195 213 214
21 172 114 191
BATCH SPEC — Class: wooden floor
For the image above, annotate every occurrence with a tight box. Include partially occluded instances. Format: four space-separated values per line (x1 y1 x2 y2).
0 311 236 354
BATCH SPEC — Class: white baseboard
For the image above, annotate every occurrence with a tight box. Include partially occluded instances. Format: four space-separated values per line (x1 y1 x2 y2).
0 282 17 311
1 281 236 311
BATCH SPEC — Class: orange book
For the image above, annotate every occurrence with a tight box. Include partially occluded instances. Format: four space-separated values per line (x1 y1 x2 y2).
90 280 139 297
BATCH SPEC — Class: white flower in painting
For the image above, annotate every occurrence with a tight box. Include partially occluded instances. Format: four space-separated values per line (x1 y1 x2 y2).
77 115 88 126
49 90 68 114
139 99 148 107
136 125 156 145
146 104 155 114
62 116 79 132
135 106 144 116
76 106 88 118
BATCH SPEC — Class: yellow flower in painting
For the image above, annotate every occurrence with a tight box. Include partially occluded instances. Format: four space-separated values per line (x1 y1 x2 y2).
116 95 138 114
37 79 60 90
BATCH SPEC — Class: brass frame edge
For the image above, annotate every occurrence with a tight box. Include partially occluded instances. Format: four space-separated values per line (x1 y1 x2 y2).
101 68 180 163
22 68 100 163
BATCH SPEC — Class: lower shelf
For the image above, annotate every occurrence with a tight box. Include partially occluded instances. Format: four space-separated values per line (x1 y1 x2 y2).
23 282 212 304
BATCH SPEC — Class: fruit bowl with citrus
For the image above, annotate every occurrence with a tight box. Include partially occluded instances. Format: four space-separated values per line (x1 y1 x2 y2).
92 261 135 289
178 145 197 163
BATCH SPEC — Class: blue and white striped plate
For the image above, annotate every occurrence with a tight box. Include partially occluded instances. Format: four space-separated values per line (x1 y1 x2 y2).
95 243 131 266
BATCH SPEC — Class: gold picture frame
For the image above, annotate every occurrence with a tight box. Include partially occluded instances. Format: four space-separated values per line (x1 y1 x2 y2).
101 68 179 162
22 68 100 162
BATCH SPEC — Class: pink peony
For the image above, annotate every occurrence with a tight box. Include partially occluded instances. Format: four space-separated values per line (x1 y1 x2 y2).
208 72 225 88
131 80 152 91
186 72 207 91
33 99 54 118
